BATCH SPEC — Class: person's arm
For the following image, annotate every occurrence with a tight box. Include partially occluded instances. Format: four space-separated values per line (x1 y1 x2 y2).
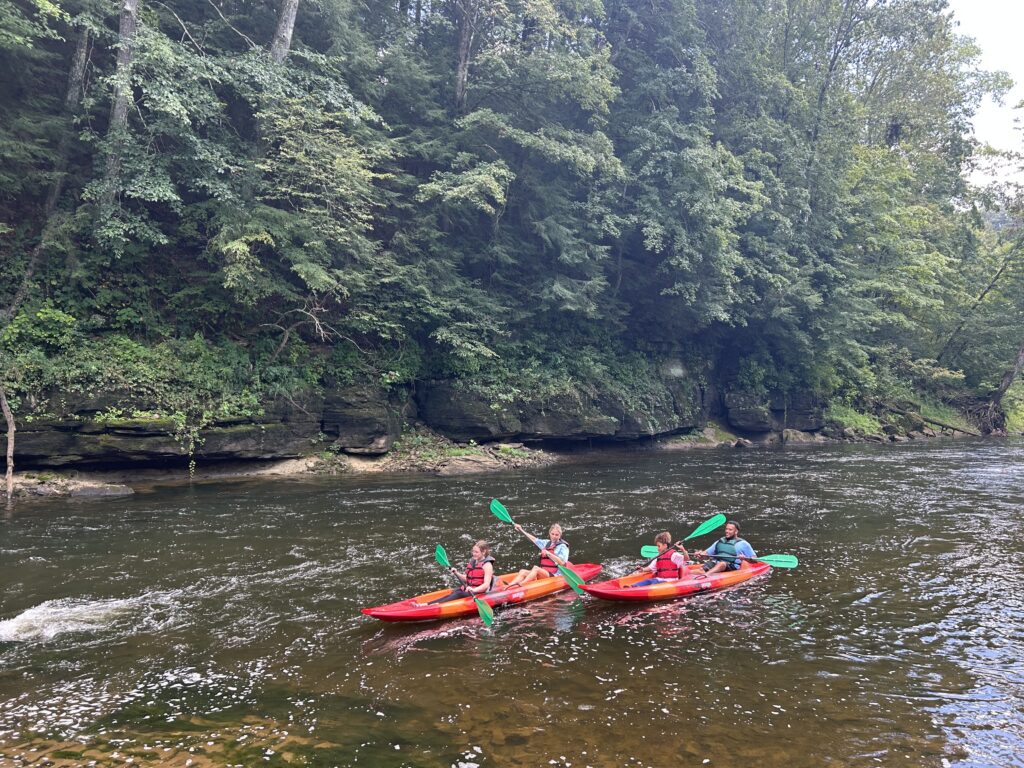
450 567 468 585
674 544 689 562
513 523 538 545
672 551 688 577
553 542 570 564
737 541 756 559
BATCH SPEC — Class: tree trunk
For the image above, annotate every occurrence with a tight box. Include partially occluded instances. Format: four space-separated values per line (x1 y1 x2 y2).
101 0 141 208
2 27 91 325
270 0 300 63
1 385 13 502
453 0 478 113
991 339 1024 412
937 240 1021 365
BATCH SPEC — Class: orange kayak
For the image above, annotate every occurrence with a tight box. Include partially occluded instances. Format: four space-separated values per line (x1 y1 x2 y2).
361 563 603 622
581 560 770 602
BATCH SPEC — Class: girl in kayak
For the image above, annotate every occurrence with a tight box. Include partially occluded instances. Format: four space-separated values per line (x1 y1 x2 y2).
504 523 569 588
694 520 755 574
632 531 690 586
429 540 495 604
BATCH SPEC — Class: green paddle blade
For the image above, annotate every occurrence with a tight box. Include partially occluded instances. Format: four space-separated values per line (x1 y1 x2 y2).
683 513 727 541
434 544 451 569
474 597 495 626
640 545 660 558
489 498 514 524
752 554 799 569
558 564 587 596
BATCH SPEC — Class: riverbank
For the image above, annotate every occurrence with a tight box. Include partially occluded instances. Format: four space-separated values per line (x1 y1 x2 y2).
6 418 1000 501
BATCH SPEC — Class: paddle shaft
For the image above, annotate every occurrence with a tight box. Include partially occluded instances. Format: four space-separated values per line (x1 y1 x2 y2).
490 499 585 593
698 553 798 568
637 543 689 571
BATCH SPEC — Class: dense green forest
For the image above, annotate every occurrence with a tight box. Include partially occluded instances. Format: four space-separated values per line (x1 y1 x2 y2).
2 0 1023 482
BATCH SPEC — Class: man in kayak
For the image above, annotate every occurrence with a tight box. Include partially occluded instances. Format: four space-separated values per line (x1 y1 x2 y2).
504 523 569 588
632 531 690 586
694 520 756 575
428 540 495 604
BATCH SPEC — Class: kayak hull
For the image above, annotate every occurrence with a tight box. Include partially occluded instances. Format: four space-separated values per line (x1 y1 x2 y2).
361 563 603 622
581 561 770 602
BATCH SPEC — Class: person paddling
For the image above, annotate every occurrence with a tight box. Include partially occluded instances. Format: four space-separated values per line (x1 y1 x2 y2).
504 523 569 588
428 540 495 604
632 531 690 586
694 520 755 575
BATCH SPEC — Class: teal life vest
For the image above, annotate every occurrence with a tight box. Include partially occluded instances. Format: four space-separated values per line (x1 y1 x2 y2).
712 536 746 564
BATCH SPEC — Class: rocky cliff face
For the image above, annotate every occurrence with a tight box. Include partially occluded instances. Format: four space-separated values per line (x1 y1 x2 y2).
721 389 824 434
414 371 703 443
5 369 827 469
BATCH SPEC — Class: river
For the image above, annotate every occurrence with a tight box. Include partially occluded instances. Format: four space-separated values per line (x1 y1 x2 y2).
2 438 1023 767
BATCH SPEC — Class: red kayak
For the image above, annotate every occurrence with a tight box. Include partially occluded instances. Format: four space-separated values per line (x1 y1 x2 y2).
581 560 770 602
361 563 603 622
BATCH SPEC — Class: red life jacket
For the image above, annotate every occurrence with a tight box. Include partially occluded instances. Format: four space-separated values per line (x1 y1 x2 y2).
654 550 682 580
538 540 569 575
465 556 495 589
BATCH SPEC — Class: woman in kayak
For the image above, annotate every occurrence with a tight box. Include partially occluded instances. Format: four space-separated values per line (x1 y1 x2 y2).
694 520 755 574
632 531 690 586
429 540 495 604
504 523 569 588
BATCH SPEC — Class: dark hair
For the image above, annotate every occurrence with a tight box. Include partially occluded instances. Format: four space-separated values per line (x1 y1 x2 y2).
726 520 740 532
655 531 673 546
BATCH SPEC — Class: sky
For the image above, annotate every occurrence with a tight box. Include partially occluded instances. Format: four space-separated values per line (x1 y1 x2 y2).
945 0 1024 185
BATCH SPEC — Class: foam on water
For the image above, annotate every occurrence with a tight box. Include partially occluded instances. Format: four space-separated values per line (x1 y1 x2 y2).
0 589 189 643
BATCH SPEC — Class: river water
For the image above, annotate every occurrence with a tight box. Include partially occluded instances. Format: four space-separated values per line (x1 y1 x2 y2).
1 439 1023 767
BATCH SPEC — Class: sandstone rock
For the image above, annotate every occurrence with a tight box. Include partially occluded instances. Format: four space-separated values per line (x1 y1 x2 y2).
782 428 824 444
415 377 701 443
8 395 321 468
321 385 401 455
436 453 504 475
784 392 825 431
69 483 134 498
723 392 776 432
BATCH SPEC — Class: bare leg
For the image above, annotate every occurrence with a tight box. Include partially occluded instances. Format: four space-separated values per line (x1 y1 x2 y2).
504 568 533 588
704 561 728 575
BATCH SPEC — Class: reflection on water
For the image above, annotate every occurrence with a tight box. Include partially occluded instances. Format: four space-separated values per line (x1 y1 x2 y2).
1 438 1023 766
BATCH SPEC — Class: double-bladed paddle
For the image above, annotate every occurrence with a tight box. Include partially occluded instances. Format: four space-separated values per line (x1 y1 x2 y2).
638 547 798 569
706 553 799 569
488 499 586 596
635 513 727 570
434 544 495 626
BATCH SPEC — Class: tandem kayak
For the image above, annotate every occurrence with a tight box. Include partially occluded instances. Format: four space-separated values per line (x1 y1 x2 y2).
581 560 770 602
361 563 603 622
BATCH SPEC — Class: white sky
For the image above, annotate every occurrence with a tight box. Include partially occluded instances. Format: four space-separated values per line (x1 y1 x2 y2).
945 0 1024 185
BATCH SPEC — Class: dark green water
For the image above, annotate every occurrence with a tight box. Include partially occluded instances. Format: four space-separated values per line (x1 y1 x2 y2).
2 439 1023 767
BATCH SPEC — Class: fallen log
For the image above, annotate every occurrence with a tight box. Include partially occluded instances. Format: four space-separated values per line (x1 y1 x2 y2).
880 401 981 437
